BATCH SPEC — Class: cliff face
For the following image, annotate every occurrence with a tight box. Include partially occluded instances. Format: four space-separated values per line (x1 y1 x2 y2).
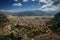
0 14 11 35
52 12 60 31
53 12 60 25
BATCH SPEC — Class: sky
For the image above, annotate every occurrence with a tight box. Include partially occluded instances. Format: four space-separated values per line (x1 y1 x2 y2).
0 0 60 13
0 0 45 11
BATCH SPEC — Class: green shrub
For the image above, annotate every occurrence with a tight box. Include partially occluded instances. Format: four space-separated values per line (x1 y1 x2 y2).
46 20 59 32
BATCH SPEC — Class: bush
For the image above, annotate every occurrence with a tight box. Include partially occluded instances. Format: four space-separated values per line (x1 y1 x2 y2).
46 20 60 32
15 25 41 38
0 33 22 40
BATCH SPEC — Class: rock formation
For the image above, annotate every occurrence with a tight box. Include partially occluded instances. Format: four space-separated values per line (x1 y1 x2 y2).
0 14 11 35
53 12 60 26
52 12 60 32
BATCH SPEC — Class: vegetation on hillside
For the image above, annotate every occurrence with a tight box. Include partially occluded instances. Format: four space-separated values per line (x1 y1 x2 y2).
0 12 60 40
46 12 60 33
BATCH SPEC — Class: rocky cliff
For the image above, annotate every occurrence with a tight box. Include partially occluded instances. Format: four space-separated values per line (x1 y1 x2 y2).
0 14 11 35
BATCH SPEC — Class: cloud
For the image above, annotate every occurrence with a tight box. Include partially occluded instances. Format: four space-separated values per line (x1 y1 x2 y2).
39 0 60 5
40 0 53 4
32 0 35 2
39 0 60 13
13 3 22 7
40 4 60 12
14 0 18 2
23 0 28 2
52 0 60 5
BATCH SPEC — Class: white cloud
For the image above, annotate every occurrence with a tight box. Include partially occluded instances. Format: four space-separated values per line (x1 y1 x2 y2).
32 0 35 2
13 3 22 7
14 0 18 2
23 0 28 2
39 4 60 12
38 0 60 13
39 0 53 4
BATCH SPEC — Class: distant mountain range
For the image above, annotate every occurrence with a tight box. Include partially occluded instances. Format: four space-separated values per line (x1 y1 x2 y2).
0 10 56 16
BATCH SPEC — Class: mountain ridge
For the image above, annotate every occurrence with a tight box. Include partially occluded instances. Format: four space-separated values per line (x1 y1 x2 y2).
0 10 56 16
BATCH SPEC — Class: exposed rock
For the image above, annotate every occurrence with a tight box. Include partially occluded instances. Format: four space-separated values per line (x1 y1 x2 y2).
0 14 10 27
0 14 11 35
53 12 60 26
52 12 60 32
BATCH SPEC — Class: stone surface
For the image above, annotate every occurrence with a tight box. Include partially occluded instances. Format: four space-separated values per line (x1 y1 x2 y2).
0 14 11 35
53 12 60 25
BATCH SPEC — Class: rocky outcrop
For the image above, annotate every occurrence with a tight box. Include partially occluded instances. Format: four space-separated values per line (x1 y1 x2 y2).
0 14 10 27
52 12 60 32
0 14 11 35
53 12 60 26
